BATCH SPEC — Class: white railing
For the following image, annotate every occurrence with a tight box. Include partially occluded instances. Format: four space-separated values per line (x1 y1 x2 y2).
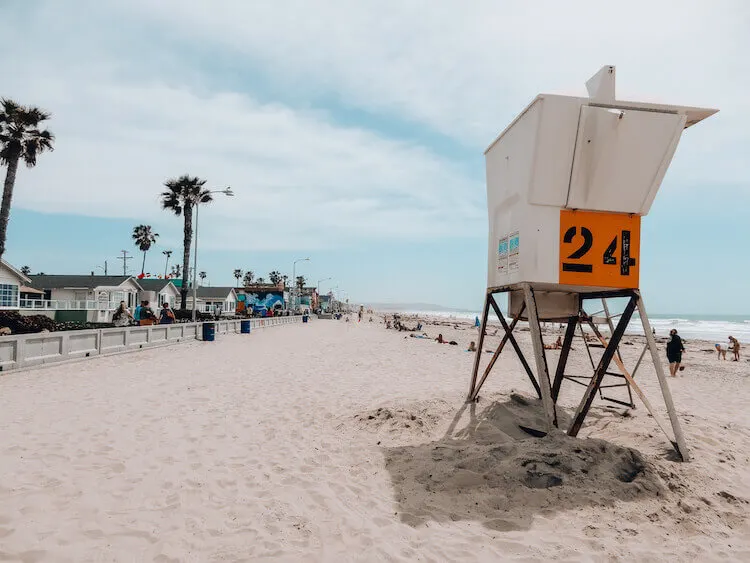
20 299 123 311
196 304 236 315
0 315 306 372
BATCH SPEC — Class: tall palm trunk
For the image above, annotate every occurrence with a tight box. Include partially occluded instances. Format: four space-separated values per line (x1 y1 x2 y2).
180 203 193 309
141 251 147 275
0 150 20 261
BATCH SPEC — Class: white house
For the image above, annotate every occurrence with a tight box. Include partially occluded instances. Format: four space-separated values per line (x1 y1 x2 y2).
136 279 180 309
0 260 32 310
186 287 238 316
27 275 143 322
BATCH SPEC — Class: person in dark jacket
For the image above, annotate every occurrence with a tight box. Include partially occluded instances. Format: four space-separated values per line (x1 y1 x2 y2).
666 329 685 376
159 303 175 324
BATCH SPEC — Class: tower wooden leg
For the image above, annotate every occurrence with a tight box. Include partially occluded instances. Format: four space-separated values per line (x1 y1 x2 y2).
636 291 690 461
470 303 525 402
467 292 491 402
568 295 637 437
488 295 541 399
551 315 578 402
523 283 557 431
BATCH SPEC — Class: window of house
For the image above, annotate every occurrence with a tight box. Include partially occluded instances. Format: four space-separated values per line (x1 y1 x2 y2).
0 284 19 308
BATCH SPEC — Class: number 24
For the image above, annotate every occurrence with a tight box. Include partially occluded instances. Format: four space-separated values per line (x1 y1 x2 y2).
562 227 636 275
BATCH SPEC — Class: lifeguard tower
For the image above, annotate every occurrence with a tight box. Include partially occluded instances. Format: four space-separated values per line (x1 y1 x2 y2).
467 66 717 461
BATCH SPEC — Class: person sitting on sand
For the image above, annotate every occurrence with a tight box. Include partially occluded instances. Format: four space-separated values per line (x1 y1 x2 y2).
467 341 477 352
667 329 685 376
729 336 741 361
544 336 563 350
436 333 445 344
715 343 727 360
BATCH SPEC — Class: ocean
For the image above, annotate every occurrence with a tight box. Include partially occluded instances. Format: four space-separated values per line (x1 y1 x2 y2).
398 310 750 344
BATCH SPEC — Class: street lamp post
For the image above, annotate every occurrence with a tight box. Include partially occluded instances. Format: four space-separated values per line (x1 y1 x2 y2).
291 257 310 312
192 187 234 322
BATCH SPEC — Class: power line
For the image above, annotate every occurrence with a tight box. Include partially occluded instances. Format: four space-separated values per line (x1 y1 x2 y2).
117 250 133 275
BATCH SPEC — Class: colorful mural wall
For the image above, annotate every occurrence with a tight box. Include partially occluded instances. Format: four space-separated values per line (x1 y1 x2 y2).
243 290 285 314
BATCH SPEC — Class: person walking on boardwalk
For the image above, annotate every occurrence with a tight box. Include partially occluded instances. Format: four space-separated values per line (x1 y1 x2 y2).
159 303 175 325
112 301 133 327
139 301 158 326
134 301 143 325
666 329 685 377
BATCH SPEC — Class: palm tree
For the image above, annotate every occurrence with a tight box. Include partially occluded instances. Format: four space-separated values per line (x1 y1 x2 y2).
268 270 282 285
132 225 159 275
296 275 306 290
243 271 254 286
171 264 181 278
20 265 31 276
199 271 207 285
160 175 212 309
282 274 288 287
257 277 266 284
233 269 243 286
162 250 172 278
0 99 54 260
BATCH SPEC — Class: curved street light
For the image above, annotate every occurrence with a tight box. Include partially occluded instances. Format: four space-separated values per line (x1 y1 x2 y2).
291 257 310 311
192 187 234 321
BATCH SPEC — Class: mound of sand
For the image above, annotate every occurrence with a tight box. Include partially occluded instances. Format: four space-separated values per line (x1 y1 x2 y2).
383 430 666 530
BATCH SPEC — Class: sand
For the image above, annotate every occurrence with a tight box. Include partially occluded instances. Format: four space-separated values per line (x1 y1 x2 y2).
0 316 748 561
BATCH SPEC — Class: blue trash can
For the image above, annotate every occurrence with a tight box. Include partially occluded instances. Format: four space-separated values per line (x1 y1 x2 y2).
202 322 215 341
240 320 251 334
302 315 309 323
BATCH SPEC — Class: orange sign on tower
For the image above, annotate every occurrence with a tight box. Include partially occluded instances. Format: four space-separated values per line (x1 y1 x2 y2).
558 209 640 289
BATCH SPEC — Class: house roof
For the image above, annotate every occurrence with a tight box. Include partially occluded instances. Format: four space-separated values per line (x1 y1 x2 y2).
1 259 31 284
196 286 236 299
20 285 44 294
137 279 178 292
29 275 142 290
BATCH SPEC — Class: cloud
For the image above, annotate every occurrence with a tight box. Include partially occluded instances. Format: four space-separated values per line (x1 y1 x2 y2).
0 4 486 251
1 0 747 256
123 0 749 157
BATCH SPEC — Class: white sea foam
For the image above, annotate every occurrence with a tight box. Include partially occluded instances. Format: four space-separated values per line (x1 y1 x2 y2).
394 310 750 343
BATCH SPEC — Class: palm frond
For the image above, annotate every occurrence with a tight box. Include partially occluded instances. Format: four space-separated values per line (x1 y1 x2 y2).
0 100 54 168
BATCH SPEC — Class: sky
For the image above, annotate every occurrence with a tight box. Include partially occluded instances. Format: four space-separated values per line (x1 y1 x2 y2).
0 1 748 313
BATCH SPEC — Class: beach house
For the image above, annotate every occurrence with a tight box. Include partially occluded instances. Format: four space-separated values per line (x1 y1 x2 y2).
0 260 32 310
136 279 180 309
27 275 143 322
186 287 238 316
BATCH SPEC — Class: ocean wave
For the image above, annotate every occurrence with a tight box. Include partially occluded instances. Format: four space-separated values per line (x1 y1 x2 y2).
400 310 750 343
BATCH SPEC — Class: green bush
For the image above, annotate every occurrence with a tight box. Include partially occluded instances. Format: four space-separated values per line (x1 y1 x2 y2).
0 311 57 334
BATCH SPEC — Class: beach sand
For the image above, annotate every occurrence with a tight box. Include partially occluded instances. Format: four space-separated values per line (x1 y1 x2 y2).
0 317 748 561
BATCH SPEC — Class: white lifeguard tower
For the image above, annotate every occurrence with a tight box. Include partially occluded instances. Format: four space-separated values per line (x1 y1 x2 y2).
468 66 717 461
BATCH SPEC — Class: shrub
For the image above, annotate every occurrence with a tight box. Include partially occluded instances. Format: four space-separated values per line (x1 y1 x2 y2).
0 311 57 334
173 309 212 322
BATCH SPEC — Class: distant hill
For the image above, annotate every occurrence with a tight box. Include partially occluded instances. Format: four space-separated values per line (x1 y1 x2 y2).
366 302 474 313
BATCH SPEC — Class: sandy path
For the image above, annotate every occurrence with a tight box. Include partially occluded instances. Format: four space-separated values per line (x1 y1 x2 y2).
0 319 748 561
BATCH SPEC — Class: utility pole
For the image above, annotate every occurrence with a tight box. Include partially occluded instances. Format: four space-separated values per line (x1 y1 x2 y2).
118 250 132 275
